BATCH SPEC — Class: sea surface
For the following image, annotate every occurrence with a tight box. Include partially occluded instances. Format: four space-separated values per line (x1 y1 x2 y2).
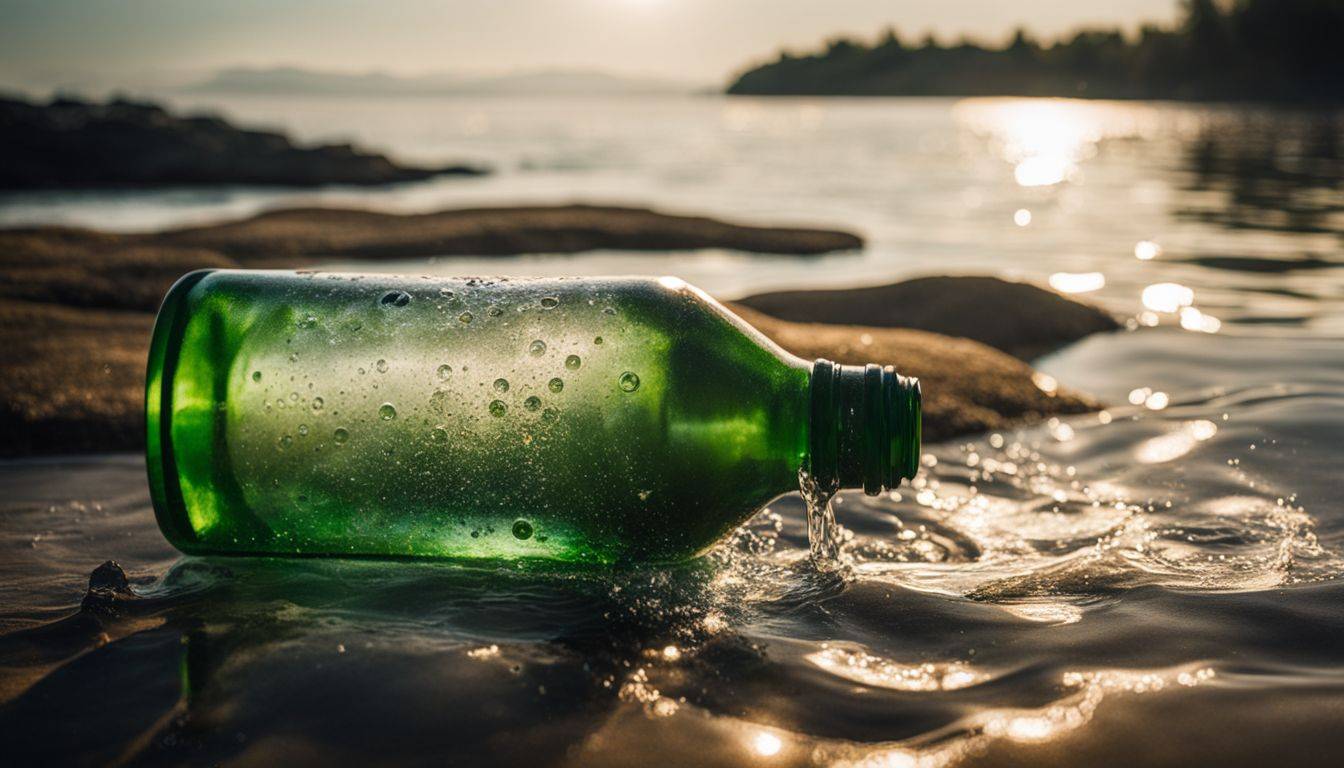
2 95 1343 766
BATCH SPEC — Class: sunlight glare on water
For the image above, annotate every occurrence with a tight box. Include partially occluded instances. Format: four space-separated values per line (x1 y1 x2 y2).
953 98 1155 189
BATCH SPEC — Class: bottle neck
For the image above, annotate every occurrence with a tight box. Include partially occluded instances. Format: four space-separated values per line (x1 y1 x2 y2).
807 359 921 495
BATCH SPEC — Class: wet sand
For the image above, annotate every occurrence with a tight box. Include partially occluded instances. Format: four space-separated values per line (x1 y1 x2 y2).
1 205 1107 455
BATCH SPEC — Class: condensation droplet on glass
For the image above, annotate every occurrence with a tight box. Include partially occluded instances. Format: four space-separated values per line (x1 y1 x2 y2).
487 305 503 317
489 400 508 417
548 377 564 393
252 370 263 382
493 378 510 393
333 427 350 444
431 426 448 443
619 372 640 392
594 336 604 345
437 364 452 380
565 355 581 369
380 290 411 307
529 340 547 356
458 311 473 324
524 396 542 412
375 359 388 373
311 397 324 411
512 519 534 540
379 403 397 420
540 297 559 309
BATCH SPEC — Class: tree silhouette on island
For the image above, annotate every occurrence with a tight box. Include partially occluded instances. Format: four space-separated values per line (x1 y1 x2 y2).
727 0 1343 103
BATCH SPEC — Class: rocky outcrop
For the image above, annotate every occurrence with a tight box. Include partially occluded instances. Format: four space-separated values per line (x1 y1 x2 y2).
0 95 487 189
0 205 864 314
736 276 1119 360
731 304 1098 441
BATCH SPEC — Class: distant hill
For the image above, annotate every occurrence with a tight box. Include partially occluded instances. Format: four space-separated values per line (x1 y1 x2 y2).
188 67 703 97
727 0 1344 103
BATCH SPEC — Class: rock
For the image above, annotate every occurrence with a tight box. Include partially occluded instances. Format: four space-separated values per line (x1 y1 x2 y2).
729 305 1098 442
152 204 864 260
0 206 863 314
87 560 130 593
735 276 1119 360
81 560 133 615
0 95 487 190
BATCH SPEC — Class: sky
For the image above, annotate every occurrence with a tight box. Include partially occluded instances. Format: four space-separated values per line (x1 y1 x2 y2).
0 0 1181 93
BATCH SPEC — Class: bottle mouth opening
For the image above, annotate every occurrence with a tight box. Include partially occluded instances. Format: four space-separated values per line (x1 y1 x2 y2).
808 359 922 495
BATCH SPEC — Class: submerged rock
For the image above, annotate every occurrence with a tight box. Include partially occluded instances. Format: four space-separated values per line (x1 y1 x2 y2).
736 276 1119 360
81 560 133 615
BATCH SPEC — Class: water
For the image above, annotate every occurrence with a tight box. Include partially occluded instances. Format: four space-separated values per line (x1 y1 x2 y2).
799 467 842 567
3 95 1344 765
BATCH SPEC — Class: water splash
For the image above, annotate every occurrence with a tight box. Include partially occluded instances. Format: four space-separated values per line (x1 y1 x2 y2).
842 393 1338 599
799 467 843 569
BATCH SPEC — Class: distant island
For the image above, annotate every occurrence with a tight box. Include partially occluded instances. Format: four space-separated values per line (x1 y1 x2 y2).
0 94 488 190
727 0 1343 103
186 67 702 97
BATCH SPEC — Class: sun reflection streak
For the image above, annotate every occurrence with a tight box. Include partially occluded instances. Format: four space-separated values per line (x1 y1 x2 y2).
1136 420 1218 464
955 98 1152 189
806 645 990 691
1139 282 1221 334
1141 282 1194 313
1134 240 1163 260
752 731 783 757
1049 271 1105 294
818 664 1218 768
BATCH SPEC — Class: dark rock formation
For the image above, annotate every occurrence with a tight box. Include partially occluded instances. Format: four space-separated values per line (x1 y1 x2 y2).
0 205 863 315
729 305 1098 441
0 94 487 189
80 560 134 615
735 276 1119 360
151 204 865 260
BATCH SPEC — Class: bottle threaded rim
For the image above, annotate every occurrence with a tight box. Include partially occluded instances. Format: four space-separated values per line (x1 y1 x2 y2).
808 359 921 495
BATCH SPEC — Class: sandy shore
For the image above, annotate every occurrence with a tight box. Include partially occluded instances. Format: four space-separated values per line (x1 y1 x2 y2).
0 205 1110 456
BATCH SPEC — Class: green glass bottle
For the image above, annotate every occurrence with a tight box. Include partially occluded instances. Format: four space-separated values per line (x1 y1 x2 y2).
146 270 920 565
